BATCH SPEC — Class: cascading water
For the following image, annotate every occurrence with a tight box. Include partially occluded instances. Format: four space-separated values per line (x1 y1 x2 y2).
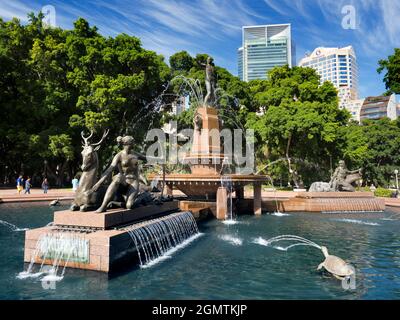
18 232 89 281
264 175 288 216
0 220 29 232
220 175 235 224
125 211 202 268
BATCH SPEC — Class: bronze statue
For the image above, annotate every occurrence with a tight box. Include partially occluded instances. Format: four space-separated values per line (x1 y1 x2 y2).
194 112 202 131
70 130 108 211
92 135 150 212
329 160 361 192
200 56 216 107
309 160 361 192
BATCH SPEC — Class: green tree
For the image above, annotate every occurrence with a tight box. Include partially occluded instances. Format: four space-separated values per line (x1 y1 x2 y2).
343 118 400 186
0 14 170 185
378 48 400 94
169 51 194 73
247 65 349 186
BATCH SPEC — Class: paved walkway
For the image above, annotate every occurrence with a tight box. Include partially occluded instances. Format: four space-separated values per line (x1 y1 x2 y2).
2 186 400 207
0 188 74 204
383 198 400 207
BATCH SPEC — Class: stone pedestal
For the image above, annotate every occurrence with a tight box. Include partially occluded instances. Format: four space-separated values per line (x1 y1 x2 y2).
54 201 179 229
185 106 224 175
216 187 228 220
24 210 191 273
253 183 262 215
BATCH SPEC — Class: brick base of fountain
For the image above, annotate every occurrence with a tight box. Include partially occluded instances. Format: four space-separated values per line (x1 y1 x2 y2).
262 191 385 213
23 201 202 272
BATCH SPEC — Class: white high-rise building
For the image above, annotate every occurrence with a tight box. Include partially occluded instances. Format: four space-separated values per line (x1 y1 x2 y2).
238 24 296 82
299 46 358 110
171 95 189 115
346 98 365 122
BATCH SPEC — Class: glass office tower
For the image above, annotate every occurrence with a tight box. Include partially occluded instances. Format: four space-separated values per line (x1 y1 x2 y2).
238 24 295 81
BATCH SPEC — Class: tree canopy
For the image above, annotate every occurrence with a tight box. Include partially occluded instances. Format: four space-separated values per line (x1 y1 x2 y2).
342 118 400 186
378 48 400 95
0 14 169 185
246 66 349 185
0 13 399 189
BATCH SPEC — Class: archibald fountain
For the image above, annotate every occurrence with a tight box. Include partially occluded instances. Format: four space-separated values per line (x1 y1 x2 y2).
22 56 384 280
149 56 270 220
22 56 269 276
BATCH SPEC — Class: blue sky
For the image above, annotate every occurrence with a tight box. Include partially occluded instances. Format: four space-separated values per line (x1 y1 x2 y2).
1 0 399 97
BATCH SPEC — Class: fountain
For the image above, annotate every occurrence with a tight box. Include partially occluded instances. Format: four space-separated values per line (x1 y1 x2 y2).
253 235 355 280
22 55 268 275
263 160 385 213
150 57 269 220
0 219 29 232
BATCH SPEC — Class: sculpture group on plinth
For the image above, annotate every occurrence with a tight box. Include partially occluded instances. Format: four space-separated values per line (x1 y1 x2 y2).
309 160 362 192
70 130 109 211
71 132 159 213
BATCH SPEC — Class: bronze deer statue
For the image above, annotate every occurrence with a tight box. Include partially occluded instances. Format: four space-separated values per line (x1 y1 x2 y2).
70 129 109 211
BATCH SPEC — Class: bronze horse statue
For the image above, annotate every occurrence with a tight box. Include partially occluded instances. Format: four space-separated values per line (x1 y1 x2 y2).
339 172 362 192
309 162 362 192
70 130 109 211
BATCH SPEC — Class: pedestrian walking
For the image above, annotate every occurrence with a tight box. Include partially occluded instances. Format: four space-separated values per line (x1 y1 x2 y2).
24 178 31 194
72 177 79 192
16 175 23 194
42 178 49 194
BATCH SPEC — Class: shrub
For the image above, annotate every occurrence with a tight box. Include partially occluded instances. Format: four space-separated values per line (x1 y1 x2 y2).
374 187 394 198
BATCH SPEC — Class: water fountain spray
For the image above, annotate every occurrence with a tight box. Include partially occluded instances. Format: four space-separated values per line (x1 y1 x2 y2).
254 235 355 280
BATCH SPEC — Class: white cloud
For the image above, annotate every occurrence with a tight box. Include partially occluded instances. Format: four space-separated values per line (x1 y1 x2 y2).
380 0 400 45
0 0 37 21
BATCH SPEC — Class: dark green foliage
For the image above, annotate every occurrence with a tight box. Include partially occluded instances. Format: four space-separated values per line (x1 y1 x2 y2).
0 13 398 189
246 66 348 185
343 118 400 186
0 14 169 185
378 48 400 95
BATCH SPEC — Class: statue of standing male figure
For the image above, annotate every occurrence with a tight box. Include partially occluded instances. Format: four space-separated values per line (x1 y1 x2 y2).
200 56 216 107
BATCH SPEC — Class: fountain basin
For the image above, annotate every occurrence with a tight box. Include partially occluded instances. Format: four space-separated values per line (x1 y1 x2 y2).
24 211 198 272
263 192 385 213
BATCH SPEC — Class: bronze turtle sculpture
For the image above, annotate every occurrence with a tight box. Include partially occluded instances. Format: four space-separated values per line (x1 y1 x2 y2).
317 246 354 280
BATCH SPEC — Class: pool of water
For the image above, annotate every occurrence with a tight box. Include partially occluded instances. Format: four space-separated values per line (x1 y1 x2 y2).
1 203 400 299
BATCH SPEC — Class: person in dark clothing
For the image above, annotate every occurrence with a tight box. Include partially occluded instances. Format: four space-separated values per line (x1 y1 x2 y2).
24 178 31 194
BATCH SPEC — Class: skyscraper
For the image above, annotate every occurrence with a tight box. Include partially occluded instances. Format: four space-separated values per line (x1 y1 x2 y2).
238 24 295 82
299 46 359 110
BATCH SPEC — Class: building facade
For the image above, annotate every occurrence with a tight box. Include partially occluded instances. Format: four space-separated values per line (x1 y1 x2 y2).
171 95 189 115
346 98 365 122
238 24 295 82
299 46 358 110
360 94 398 121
